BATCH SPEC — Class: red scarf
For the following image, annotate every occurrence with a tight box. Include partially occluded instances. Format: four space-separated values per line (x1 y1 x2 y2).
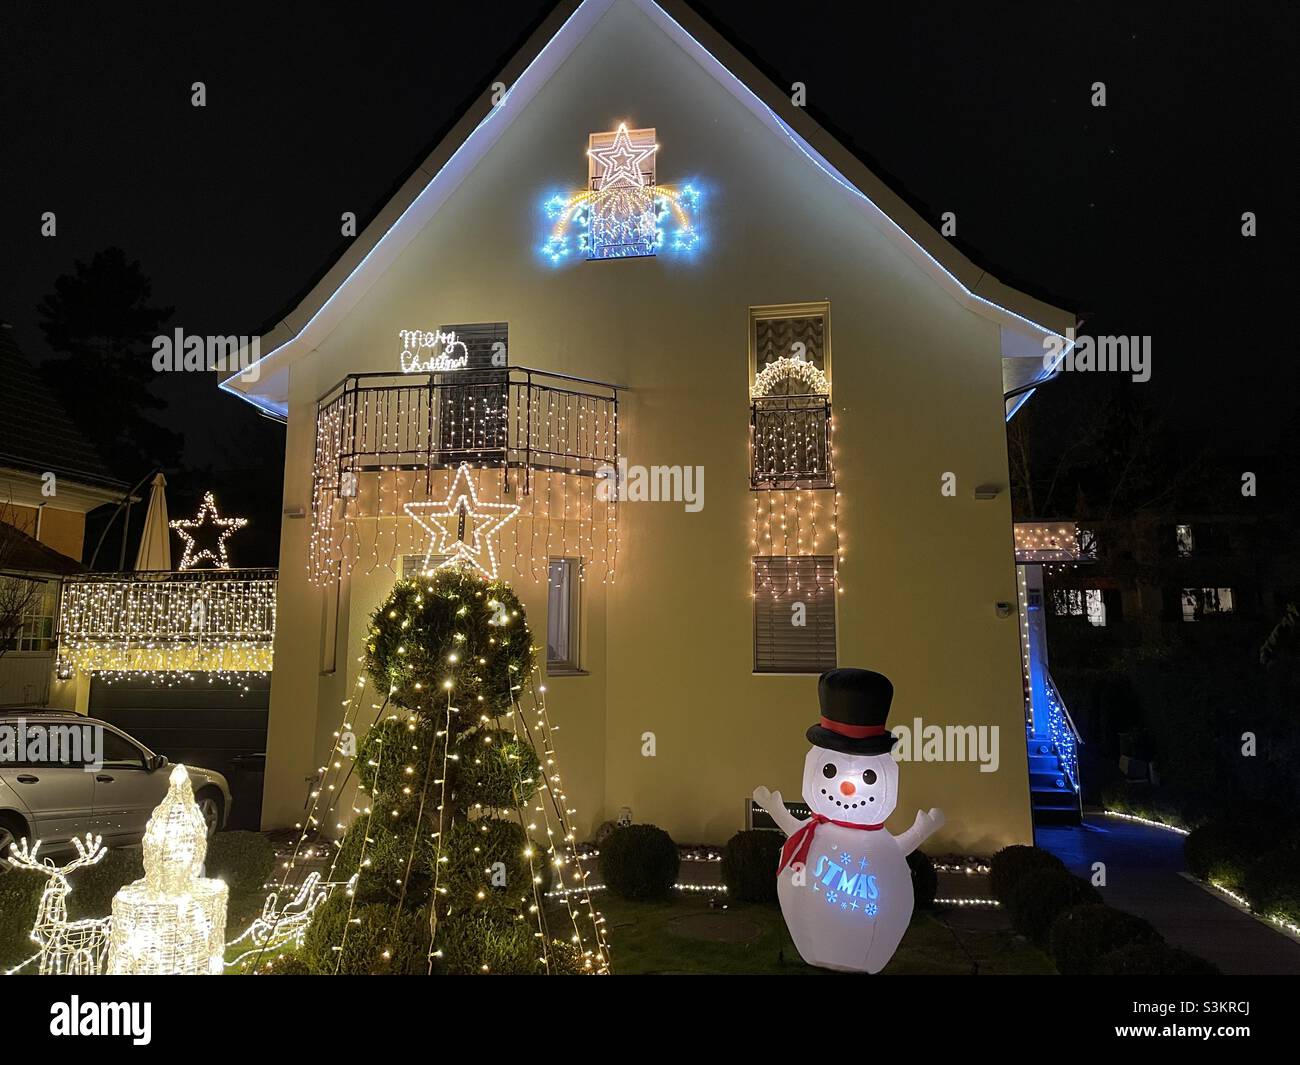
778 814 884 875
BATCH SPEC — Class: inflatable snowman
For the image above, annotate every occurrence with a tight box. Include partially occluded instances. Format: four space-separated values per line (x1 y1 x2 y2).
754 668 943 973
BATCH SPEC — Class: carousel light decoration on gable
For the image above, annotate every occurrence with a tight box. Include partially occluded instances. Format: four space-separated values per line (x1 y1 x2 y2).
404 461 521 579
541 123 701 263
170 491 248 569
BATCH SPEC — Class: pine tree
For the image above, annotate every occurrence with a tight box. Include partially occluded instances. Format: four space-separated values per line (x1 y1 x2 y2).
303 566 607 974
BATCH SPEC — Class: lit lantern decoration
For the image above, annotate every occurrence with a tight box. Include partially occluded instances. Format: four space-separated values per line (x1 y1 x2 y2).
105 765 228 975
753 669 943 973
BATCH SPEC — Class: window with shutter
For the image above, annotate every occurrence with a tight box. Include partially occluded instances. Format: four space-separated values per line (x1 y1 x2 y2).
753 556 837 673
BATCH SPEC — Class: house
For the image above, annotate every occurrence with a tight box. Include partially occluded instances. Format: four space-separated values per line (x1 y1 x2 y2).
219 0 1076 850
0 328 127 707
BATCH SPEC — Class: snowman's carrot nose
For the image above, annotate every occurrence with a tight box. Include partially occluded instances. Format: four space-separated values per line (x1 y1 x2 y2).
839 780 856 796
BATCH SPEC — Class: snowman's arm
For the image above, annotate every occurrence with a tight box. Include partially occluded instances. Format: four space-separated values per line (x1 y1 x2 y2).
752 786 803 838
893 808 944 855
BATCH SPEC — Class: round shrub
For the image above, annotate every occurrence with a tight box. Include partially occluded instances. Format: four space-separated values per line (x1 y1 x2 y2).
989 845 1067 903
65 847 143 920
300 895 430 975
0 870 46 969
1094 941 1220 975
599 824 679 901
1005 869 1101 944
907 850 938 911
364 571 534 717
356 713 439 799
434 910 554 975
260 952 313 975
721 830 783 903
443 818 552 907
204 831 276 894
453 727 542 810
1049 903 1162 974
1241 847 1300 921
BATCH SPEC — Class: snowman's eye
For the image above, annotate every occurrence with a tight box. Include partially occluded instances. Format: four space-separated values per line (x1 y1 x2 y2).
862 769 878 785
821 763 837 779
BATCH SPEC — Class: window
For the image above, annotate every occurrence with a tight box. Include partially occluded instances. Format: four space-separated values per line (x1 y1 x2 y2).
749 304 833 488
1175 524 1195 557
1182 587 1234 622
2 577 56 652
587 126 657 259
547 558 581 673
1051 588 1107 627
753 556 837 673
100 730 146 771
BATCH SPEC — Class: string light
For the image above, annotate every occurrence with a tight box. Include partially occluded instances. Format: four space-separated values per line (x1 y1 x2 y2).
106 765 229 975
170 491 248 570
404 462 520 579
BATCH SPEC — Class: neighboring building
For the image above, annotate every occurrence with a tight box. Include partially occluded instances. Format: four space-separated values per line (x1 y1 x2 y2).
0 327 127 707
219 0 1076 849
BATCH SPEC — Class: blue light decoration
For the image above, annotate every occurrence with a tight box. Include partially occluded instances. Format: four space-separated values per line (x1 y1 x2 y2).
809 851 880 919
538 124 702 265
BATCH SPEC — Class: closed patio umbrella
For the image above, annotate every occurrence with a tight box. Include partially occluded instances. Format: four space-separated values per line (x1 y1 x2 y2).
133 472 172 571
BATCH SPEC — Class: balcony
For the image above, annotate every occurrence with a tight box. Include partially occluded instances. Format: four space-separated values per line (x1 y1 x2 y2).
750 394 833 489
57 568 276 677
1013 522 1097 564
310 367 623 585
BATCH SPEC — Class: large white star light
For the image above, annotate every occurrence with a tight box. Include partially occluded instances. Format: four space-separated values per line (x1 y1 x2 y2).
588 124 658 190
402 463 520 579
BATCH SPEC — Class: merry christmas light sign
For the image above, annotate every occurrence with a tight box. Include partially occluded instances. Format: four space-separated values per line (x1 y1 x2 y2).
754 668 944 973
399 329 470 373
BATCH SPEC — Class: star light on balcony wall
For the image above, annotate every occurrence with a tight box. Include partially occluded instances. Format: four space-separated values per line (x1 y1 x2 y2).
170 492 248 569
540 123 702 264
403 462 520 579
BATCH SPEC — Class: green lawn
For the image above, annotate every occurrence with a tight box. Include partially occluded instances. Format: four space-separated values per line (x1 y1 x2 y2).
593 896 1056 975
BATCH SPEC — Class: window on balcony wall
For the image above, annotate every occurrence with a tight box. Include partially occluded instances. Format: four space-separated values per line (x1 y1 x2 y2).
1181 587 1234 622
749 304 832 488
1175 524 1195 557
547 558 582 673
1051 587 1106 627
753 556 837 673
432 322 509 460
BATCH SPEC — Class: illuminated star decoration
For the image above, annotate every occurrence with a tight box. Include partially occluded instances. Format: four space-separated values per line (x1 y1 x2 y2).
170 492 248 570
587 123 658 189
403 463 520 579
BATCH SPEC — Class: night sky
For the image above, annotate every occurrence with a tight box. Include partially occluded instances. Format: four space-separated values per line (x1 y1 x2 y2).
2 1 1295 564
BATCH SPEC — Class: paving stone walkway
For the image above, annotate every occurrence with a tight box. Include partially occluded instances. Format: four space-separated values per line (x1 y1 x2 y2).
1037 813 1300 975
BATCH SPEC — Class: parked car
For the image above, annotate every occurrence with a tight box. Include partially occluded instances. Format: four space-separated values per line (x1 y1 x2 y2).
0 709 232 858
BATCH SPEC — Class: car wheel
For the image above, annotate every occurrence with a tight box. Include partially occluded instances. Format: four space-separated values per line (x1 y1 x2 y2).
0 815 27 861
195 792 222 839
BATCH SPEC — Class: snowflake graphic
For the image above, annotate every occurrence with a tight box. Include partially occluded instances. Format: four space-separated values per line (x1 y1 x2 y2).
858 856 870 871
839 852 853 865
865 903 878 917
840 902 848 910
825 891 839 905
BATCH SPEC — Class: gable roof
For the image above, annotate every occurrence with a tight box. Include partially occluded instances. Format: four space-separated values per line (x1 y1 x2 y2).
0 328 127 491
220 0 1075 421
0 519 88 576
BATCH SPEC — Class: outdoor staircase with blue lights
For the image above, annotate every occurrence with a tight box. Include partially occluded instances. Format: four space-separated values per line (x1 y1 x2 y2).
1028 674 1082 825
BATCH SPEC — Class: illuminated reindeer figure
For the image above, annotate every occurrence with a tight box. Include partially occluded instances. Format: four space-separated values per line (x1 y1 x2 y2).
7 834 112 975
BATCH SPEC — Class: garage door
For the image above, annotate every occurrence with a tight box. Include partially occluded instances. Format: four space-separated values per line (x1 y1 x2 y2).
88 674 269 830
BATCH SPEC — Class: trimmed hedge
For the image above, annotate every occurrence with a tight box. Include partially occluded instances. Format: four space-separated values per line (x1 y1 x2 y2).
66 848 144 920
1183 822 1274 889
1005 869 1101 944
1094 941 1221 975
1049 903 1161 974
599 824 679 901
205 831 276 895
721 830 782 904
300 896 431 975
1240 846 1300 924
907 851 938 911
989 845 1067 903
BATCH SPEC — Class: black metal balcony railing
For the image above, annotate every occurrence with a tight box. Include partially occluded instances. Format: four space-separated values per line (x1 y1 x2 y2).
314 367 621 496
750 394 833 489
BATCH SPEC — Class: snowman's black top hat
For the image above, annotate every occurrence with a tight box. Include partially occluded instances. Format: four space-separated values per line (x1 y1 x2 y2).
806 668 897 755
